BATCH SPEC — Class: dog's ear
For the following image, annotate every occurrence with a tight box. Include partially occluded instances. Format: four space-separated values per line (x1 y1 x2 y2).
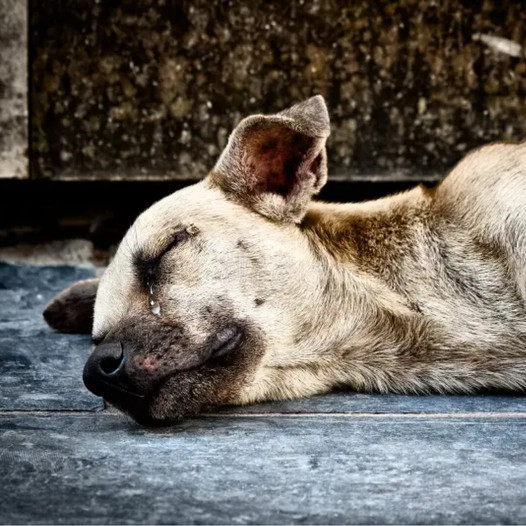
209 95 330 223
43 278 99 334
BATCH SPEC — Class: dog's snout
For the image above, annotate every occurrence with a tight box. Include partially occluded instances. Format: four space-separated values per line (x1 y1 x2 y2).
83 341 155 425
83 341 145 400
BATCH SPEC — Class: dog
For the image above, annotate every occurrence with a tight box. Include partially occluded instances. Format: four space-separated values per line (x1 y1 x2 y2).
43 96 526 425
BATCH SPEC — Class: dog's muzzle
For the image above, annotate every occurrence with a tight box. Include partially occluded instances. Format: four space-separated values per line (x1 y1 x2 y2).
83 324 244 424
83 341 150 420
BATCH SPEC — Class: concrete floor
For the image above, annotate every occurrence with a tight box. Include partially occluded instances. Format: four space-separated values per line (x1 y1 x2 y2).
1 262 526 524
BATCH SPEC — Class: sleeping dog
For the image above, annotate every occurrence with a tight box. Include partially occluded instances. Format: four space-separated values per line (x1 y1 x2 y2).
44 96 526 425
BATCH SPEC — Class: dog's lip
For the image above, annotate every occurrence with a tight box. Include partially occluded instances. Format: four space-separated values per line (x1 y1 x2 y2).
106 324 245 426
208 324 243 360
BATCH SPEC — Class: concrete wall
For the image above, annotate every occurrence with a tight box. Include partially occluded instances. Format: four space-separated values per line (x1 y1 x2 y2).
6 1 526 181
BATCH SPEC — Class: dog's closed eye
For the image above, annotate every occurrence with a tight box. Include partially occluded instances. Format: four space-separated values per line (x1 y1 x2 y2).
157 226 199 263
133 224 200 286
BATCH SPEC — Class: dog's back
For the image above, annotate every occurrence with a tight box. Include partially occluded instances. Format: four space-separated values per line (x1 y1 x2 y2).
434 142 526 309
302 142 526 394
438 142 526 242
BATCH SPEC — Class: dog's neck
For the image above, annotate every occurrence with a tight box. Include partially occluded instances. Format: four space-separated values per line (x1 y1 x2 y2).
302 187 432 266
300 185 431 307
244 187 436 404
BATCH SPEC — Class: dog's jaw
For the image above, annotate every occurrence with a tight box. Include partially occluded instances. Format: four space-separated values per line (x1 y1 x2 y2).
145 329 266 423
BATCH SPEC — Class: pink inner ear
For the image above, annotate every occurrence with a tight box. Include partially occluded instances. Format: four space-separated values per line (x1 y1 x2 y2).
245 127 313 197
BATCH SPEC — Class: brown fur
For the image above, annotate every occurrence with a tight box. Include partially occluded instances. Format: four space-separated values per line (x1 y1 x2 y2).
44 97 526 425
44 279 99 334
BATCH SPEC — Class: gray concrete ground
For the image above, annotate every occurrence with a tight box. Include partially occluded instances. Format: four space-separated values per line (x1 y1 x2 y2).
1 262 526 524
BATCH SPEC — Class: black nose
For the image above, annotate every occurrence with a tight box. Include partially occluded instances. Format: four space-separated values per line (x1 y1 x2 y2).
83 342 144 401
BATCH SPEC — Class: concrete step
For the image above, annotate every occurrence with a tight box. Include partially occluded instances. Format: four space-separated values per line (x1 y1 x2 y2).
1 412 525 524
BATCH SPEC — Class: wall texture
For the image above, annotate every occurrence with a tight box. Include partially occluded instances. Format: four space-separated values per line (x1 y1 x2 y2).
0 0 27 178
27 0 526 181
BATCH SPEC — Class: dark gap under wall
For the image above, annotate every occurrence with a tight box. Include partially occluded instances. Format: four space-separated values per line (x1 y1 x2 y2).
0 179 426 252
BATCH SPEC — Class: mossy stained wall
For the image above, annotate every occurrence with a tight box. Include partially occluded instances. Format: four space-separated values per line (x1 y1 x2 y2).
31 1 526 181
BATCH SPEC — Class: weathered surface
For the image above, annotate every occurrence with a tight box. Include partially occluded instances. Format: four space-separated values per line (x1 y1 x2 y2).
0 0 27 178
30 0 526 181
0 263 101 410
2 413 526 524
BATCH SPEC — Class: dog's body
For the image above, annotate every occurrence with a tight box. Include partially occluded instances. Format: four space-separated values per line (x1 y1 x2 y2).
44 97 526 425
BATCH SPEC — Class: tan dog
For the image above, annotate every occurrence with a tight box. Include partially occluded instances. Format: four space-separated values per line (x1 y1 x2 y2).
44 96 526 425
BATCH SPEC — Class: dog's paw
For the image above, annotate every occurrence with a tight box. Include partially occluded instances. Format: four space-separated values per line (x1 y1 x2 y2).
43 278 99 334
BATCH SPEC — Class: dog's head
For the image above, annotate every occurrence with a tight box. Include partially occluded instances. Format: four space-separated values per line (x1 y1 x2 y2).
44 96 331 425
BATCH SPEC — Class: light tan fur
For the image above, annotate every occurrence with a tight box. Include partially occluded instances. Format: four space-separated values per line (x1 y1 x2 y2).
44 97 526 424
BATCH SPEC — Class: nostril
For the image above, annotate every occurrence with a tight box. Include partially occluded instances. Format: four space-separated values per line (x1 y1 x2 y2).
100 353 124 375
92 341 125 377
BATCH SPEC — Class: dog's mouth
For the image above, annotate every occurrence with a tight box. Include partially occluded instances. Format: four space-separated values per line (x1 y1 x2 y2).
83 324 245 426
